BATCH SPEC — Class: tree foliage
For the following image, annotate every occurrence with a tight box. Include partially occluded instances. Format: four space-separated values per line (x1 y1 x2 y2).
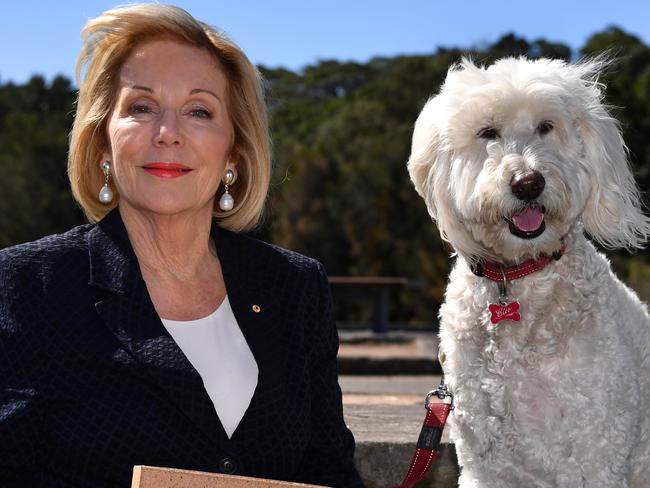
0 76 83 248
2 28 650 322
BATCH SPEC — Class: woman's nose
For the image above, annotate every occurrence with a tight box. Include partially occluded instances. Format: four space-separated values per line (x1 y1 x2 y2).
153 110 184 147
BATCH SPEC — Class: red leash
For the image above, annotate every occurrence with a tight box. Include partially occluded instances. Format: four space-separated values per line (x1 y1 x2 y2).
390 379 453 488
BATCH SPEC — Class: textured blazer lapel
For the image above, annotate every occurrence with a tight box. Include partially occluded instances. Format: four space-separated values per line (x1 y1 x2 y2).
213 225 289 438
88 209 232 449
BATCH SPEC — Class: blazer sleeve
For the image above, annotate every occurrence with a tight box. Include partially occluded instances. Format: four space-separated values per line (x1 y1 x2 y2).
0 253 44 486
294 262 364 488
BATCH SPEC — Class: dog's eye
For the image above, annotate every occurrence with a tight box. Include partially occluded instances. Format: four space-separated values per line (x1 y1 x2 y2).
537 120 554 135
477 126 500 140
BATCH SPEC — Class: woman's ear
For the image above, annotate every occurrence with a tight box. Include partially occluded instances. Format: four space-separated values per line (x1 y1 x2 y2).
224 161 237 182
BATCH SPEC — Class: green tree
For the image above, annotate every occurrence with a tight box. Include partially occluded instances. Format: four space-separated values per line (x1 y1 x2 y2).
0 75 83 248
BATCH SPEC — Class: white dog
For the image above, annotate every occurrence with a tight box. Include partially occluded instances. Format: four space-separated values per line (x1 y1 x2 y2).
407 57 650 487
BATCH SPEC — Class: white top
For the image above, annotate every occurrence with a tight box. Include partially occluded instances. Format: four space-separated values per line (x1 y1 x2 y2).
160 296 259 438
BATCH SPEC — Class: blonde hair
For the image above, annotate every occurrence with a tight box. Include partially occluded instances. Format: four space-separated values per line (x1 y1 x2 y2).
68 3 271 231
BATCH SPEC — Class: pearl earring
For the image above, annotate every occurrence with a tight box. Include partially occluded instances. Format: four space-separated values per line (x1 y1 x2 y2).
219 169 235 211
98 161 114 204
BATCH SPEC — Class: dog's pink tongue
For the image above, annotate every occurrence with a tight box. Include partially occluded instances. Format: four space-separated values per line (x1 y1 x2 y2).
512 207 544 232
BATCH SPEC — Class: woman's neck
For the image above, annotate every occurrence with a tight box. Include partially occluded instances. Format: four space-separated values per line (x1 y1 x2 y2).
118 204 217 279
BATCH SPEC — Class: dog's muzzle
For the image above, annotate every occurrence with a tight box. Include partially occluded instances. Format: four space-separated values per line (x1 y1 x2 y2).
507 171 546 239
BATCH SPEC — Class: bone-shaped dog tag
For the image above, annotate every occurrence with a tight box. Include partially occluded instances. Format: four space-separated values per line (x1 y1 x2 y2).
489 301 521 324
489 273 521 324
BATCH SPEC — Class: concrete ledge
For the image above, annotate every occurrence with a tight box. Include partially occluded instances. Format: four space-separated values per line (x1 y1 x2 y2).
355 442 458 488
338 357 442 375
338 332 441 375
344 402 459 488
337 336 457 487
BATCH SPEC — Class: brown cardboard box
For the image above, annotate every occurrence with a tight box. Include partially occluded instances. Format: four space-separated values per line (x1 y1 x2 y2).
131 465 328 488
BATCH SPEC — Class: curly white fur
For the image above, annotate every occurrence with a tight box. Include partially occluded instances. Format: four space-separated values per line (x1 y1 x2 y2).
408 57 650 487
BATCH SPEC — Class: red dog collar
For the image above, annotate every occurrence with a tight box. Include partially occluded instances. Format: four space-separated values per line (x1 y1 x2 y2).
471 243 566 282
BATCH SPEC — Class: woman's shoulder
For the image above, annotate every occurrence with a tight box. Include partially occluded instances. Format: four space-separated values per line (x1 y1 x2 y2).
219 227 325 276
0 223 95 280
251 235 323 271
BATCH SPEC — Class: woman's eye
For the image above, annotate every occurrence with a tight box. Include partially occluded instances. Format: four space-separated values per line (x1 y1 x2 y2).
477 126 500 140
129 103 153 114
189 108 211 119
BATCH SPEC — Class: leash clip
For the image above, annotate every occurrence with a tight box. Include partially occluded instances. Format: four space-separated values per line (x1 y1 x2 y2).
425 378 454 410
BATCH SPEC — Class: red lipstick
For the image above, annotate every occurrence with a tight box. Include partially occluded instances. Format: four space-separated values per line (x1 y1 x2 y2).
142 162 192 179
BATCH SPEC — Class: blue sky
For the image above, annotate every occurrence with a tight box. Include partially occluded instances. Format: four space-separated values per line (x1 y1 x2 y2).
2 0 650 84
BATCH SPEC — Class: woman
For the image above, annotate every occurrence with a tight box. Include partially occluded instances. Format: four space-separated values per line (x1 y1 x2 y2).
0 4 362 487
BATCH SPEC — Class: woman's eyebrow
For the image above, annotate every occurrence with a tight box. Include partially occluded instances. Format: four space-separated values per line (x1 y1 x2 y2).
131 84 153 93
190 88 221 102
127 85 221 103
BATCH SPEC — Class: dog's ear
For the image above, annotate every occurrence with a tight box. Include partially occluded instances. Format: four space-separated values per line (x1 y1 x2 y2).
407 96 451 223
574 63 650 250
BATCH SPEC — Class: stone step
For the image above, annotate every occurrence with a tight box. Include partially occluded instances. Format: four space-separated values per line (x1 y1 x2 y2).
341 375 459 488
337 331 441 375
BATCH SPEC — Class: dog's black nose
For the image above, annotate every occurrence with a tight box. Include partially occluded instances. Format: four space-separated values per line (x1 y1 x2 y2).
510 171 545 201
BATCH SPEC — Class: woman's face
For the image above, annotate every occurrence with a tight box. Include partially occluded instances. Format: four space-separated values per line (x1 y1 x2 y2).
104 38 235 218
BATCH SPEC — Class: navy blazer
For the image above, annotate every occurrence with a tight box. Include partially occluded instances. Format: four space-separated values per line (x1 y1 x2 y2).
0 209 363 488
